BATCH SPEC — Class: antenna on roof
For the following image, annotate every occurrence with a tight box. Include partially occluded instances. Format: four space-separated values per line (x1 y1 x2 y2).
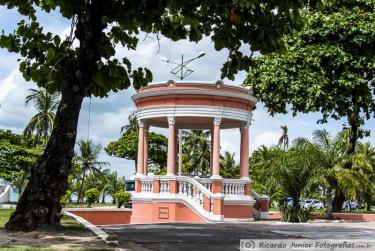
161 51 206 80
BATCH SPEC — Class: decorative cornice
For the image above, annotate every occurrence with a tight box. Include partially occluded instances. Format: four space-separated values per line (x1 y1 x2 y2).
132 88 258 104
136 106 253 129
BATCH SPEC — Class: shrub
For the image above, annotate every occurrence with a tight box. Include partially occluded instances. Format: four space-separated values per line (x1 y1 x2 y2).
60 189 73 207
85 188 100 208
114 191 131 208
279 203 313 222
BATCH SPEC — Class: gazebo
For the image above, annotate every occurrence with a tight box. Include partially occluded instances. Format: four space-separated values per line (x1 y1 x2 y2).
130 80 269 223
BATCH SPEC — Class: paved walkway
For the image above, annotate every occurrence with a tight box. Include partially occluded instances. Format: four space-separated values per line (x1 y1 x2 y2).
101 221 375 251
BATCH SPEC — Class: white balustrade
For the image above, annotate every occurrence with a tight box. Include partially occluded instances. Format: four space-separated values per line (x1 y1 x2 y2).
160 179 169 193
196 178 212 191
140 179 153 193
176 176 212 214
223 179 246 197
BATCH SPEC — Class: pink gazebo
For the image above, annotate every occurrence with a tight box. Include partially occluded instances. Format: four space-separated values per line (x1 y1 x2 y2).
130 80 269 223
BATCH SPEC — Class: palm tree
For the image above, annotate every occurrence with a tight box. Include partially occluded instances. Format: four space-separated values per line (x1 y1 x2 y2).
274 142 317 222
278 125 289 150
352 143 375 210
75 139 109 203
104 171 127 204
24 88 60 143
182 130 211 176
121 112 138 134
220 151 239 178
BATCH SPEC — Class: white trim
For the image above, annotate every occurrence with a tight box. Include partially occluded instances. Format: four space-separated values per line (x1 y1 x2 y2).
253 208 269 220
132 88 257 103
140 80 255 96
251 190 270 200
135 106 253 129
224 197 256 206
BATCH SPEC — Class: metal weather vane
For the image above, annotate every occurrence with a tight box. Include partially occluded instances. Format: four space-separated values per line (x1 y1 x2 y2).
161 51 206 80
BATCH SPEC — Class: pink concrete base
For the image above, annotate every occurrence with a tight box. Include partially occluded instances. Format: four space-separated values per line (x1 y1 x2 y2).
66 209 132 225
223 205 253 219
131 202 206 224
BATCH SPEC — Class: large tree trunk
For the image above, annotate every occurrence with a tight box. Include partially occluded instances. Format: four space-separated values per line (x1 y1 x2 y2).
290 197 300 223
325 187 334 220
332 189 345 213
6 87 85 231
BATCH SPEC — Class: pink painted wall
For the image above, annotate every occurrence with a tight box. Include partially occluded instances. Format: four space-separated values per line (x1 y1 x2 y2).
131 202 206 224
223 205 253 219
68 210 132 225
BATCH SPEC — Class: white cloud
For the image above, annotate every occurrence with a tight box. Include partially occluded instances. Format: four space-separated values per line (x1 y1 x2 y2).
252 131 280 151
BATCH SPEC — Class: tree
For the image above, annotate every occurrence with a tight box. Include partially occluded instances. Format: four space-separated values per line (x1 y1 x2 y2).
114 191 131 208
220 151 240 178
182 130 211 176
1 0 314 230
24 88 60 143
278 125 289 150
0 129 42 188
75 140 109 203
106 131 168 174
103 171 126 204
85 188 100 208
246 0 375 157
250 146 282 206
274 142 317 222
245 1 375 210
352 143 375 211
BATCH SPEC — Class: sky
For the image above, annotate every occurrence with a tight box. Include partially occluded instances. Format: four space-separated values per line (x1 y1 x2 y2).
0 7 374 179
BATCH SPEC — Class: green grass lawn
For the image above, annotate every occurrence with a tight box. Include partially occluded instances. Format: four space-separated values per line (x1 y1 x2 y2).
0 209 83 230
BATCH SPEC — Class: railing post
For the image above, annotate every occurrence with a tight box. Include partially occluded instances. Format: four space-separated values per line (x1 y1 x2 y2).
211 177 223 194
244 181 252 196
169 177 178 193
135 178 142 193
153 178 160 194
212 193 225 215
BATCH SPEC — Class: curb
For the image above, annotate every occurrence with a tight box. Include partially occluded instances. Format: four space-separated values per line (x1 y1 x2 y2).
63 210 118 246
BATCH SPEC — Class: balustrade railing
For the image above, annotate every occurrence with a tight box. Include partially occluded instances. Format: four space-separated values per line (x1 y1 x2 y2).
160 179 169 193
137 175 214 215
222 179 246 197
195 177 212 191
140 178 153 193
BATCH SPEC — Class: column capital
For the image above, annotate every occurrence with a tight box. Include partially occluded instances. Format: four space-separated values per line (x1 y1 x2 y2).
167 116 176 125
213 116 222 126
240 121 251 131
137 119 146 128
